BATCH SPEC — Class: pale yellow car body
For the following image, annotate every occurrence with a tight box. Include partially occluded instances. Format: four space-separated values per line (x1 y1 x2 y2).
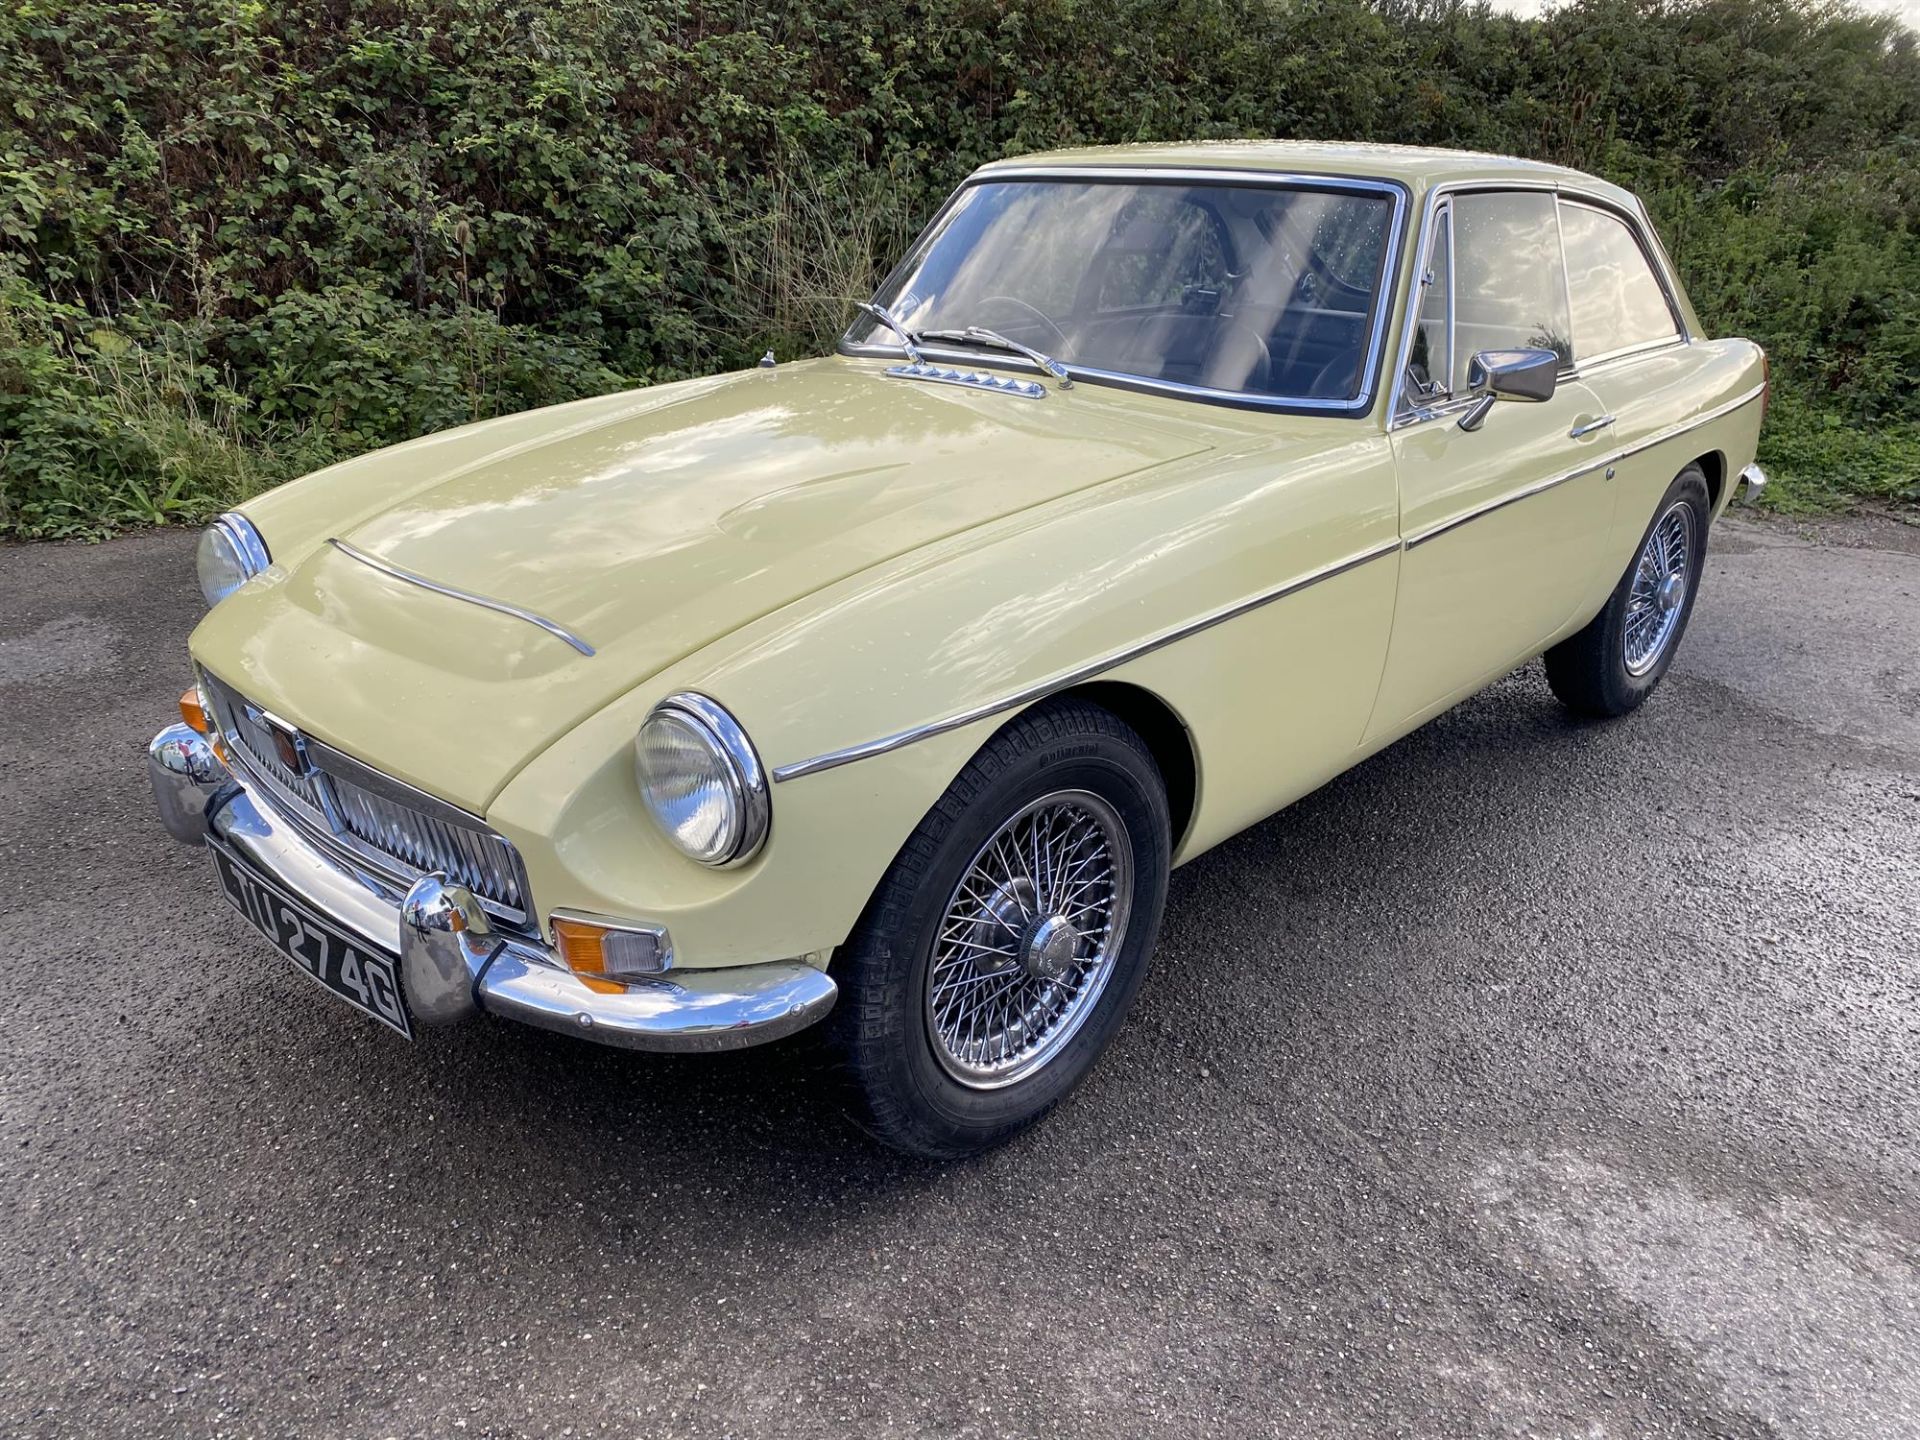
190 142 1766 977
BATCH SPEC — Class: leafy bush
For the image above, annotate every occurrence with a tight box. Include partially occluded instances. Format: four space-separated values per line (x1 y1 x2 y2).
1 0 1915 535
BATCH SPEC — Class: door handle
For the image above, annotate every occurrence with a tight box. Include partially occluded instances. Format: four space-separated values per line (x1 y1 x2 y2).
1569 414 1616 439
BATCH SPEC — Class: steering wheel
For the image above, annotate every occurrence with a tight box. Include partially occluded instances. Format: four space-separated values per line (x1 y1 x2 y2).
1309 351 1361 400
1208 317 1274 394
973 295 1072 352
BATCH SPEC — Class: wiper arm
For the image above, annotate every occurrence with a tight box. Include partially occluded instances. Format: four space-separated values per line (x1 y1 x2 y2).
920 326 1073 388
856 301 925 366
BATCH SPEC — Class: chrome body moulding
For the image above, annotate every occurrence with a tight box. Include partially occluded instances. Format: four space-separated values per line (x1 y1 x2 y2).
145 725 836 1052
773 378 1765 783
326 537 597 657
1402 383 1767 550
771 537 1403 782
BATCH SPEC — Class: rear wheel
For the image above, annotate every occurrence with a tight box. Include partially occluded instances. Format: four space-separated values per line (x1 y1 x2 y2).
1546 465 1710 717
825 700 1171 1159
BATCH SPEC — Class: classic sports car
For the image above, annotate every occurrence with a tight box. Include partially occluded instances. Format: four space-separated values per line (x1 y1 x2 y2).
149 142 1767 1156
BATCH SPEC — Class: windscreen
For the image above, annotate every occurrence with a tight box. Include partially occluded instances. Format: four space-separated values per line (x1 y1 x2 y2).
851 179 1396 404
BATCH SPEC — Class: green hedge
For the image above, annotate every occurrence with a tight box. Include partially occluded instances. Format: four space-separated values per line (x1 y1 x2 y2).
2 0 1916 536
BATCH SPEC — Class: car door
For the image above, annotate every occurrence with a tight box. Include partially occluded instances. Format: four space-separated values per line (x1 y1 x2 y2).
1365 188 1619 742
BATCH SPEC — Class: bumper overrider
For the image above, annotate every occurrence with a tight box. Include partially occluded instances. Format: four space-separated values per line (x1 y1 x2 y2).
147 722 837 1052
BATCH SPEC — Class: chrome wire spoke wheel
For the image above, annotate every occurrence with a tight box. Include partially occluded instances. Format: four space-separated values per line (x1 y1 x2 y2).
1623 500 1696 676
925 789 1134 1089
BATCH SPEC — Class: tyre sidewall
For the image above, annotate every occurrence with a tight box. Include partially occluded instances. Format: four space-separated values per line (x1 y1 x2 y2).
1596 467 1711 709
845 713 1170 1152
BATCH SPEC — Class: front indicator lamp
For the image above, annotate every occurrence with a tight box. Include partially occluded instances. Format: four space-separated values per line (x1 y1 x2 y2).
178 676 229 765
178 683 213 736
552 913 674 989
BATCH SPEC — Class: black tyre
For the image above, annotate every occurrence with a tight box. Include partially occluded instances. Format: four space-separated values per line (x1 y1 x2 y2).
1546 465 1711 718
825 699 1172 1159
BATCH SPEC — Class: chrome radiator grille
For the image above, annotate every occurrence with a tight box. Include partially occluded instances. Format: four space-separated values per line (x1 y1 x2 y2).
225 693 325 811
203 673 531 927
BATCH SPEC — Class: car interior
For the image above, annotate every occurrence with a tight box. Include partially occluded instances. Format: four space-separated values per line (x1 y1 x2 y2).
882 180 1394 403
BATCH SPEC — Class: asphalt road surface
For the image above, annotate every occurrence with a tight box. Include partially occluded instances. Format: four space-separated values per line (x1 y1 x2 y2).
2 511 1916 1439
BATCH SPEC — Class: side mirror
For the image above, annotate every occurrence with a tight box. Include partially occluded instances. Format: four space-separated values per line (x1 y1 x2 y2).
1457 348 1560 431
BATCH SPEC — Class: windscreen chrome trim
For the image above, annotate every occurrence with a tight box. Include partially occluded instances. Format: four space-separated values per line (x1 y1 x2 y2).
839 166 1411 418
327 538 597 657
771 537 1403 782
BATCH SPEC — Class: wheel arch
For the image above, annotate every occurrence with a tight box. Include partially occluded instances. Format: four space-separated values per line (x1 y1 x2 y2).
1049 680 1198 854
1691 450 1728 512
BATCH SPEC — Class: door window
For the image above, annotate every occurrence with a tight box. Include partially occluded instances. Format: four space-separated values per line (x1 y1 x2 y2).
1450 191 1572 390
1558 202 1682 361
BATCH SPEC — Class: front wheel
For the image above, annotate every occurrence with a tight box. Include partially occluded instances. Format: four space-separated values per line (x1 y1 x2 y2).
1546 465 1711 718
825 700 1171 1159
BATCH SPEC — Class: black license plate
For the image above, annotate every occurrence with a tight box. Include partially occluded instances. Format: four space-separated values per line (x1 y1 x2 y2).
210 840 412 1039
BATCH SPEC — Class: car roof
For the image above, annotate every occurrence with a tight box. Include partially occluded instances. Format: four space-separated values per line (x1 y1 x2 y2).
974 140 1637 209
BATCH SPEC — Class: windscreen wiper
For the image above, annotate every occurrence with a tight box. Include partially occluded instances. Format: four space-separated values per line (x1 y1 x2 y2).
856 301 926 366
920 326 1073 388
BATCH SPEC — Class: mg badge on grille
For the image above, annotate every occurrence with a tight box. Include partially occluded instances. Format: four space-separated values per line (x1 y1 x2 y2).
255 710 309 775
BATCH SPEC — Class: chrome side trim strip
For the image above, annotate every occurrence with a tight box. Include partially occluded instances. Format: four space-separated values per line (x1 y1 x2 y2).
326 538 596 657
1403 383 1766 550
1609 383 1766 462
1404 458 1606 550
771 538 1402 782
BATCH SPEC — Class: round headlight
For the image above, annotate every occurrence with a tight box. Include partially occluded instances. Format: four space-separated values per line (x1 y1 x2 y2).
634 694 769 867
195 513 271 607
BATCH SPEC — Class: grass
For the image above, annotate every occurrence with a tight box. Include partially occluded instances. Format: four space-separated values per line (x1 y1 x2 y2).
1752 395 1920 515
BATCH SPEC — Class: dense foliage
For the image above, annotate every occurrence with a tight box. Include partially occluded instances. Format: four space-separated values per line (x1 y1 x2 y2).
2 0 1916 536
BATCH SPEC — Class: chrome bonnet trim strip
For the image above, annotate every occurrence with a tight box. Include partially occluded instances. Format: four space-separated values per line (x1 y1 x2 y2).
326 538 596 657
771 538 1402 782
1403 383 1766 550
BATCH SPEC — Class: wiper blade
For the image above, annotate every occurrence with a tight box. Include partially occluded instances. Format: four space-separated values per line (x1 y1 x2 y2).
920 326 1073 388
857 301 925 366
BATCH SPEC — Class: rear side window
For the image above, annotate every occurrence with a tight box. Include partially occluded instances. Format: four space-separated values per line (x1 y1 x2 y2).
1449 191 1572 391
1559 203 1681 360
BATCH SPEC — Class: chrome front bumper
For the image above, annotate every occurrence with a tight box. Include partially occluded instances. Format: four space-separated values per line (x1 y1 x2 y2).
1738 462 1768 505
147 723 837 1052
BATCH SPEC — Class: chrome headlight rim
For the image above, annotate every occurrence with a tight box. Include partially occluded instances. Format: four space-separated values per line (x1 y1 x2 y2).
196 512 271 607
636 692 770 868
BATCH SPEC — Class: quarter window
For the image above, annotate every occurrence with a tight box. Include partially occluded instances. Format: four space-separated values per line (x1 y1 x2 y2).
1403 201 1452 405
1559 203 1681 360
